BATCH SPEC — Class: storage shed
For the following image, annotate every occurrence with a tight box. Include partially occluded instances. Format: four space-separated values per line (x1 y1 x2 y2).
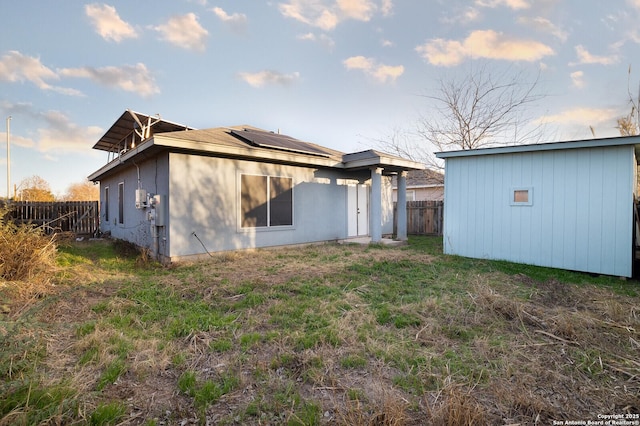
436 136 640 278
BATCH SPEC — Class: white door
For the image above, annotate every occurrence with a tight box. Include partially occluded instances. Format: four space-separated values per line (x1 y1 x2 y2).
347 184 369 237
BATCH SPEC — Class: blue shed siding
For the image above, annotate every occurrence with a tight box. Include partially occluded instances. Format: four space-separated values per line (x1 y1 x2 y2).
443 145 635 277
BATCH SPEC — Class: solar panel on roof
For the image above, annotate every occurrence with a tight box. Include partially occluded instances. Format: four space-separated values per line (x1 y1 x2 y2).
230 129 331 158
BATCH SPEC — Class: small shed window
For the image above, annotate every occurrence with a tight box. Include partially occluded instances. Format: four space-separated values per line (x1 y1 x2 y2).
241 174 293 228
510 187 533 206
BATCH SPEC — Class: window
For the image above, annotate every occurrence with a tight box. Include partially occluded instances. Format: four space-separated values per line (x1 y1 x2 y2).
118 182 124 224
510 187 533 206
241 174 293 228
104 186 109 222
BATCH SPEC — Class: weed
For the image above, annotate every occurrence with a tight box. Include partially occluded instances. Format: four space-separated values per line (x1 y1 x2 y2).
340 354 367 369
90 401 126 425
210 338 233 353
97 359 127 390
240 332 263 350
178 370 239 410
178 371 197 396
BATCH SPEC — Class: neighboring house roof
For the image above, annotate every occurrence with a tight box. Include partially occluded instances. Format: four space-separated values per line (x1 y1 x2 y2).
392 169 444 189
88 111 424 182
435 135 640 159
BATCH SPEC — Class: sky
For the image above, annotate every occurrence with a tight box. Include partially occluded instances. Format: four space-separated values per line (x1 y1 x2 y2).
1 0 639 197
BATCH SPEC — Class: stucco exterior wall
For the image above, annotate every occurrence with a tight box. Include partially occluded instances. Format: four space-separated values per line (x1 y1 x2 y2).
167 153 391 259
443 145 635 277
98 154 169 251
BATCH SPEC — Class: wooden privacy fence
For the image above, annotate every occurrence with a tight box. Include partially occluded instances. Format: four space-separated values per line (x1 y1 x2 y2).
6 201 100 236
394 200 444 236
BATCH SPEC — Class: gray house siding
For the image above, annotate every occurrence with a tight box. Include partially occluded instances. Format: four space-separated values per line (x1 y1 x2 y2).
99 154 169 250
443 145 635 277
166 153 393 259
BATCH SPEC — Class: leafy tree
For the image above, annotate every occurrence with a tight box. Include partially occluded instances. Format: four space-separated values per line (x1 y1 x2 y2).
63 180 99 201
17 175 55 202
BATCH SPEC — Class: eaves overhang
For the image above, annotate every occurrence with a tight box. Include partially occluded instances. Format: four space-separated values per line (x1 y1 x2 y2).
343 150 425 174
436 135 640 159
88 133 346 181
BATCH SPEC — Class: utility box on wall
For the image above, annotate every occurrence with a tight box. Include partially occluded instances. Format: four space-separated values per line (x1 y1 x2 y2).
135 189 148 209
152 194 166 226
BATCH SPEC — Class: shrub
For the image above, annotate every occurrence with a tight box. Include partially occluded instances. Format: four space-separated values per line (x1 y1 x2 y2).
0 208 57 295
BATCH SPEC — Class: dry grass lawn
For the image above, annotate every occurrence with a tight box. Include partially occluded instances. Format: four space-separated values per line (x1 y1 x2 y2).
0 236 639 425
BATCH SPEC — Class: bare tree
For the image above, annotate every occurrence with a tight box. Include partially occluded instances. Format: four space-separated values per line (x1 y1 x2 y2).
616 65 639 137
375 64 545 169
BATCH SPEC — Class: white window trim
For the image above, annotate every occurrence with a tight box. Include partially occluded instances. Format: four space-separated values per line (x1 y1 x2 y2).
510 186 533 206
118 182 125 225
104 186 110 222
238 172 295 231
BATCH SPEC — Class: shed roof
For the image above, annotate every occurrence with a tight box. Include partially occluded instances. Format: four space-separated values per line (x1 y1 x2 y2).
435 135 640 160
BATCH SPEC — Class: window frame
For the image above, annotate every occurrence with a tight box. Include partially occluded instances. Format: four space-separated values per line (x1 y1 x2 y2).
118 182 125 224
510 187 533 206
104 186 110 222
239 173 294 230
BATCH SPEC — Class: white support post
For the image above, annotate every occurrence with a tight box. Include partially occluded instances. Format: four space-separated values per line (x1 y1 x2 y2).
370 167 383 242
397 171 408 241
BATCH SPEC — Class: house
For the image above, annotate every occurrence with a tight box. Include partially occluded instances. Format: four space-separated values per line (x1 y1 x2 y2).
435 136 640 278
88 111 424 262
392 169 444 202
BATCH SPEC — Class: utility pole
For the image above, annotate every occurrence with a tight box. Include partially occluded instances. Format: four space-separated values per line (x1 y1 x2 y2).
6 116 10 201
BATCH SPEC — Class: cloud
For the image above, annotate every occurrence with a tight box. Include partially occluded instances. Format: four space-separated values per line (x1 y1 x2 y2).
296 32 336 50
212 7 248 33
518 16 568 42
0 102 103 153
85 4 138 42
0 51 83 96
337 0 375 20
343 56 404 83
278 0 387 30
37 110 104 152
58 63 159 97
628 0 640 10
570 70 585 89
381 0 393 16
538 107 618 126
571 45 619 66
441 7 480 25
237 70 300 88
154 13 208 51
475 0 529 9
0 132 34 150
416 30 554 66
